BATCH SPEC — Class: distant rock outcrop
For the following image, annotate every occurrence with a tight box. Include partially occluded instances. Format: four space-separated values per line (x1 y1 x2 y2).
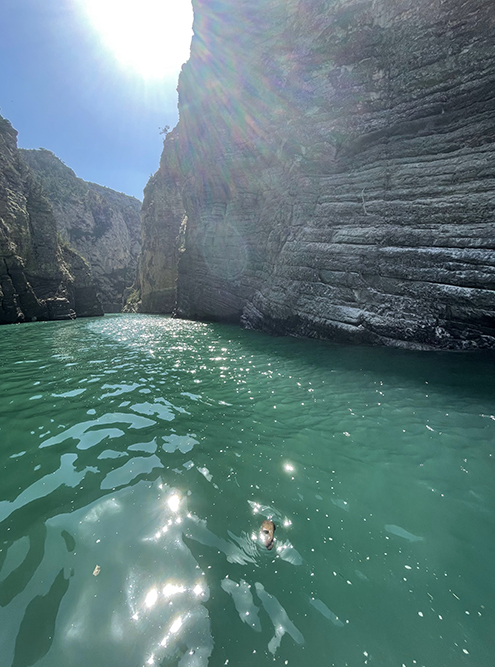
124 129 185 314
0 115 103 324
141 0 495 350
21 148 141 312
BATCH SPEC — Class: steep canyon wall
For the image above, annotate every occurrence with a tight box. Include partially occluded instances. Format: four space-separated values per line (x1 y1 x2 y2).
127 130 185 314
157 0 495 349
21 149 141 313
0 116 102 324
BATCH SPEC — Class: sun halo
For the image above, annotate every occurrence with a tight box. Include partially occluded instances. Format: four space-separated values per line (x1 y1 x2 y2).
79 0 193 80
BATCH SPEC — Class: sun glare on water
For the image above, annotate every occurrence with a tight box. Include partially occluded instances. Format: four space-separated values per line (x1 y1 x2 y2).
80 0 193 79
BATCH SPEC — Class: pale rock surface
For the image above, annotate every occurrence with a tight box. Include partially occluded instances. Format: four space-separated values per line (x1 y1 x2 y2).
21 149 141 313
126 129 185 314
0 116 102 324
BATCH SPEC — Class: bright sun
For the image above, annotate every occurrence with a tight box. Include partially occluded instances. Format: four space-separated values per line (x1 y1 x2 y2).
80 0 193 80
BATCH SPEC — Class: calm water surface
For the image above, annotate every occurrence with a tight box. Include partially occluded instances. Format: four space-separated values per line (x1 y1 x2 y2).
0 314 494 667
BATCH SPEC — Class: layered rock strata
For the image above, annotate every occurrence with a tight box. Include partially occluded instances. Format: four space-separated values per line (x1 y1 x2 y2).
0 116 102 324
155 0 493 350
125 130 185 314
21 149 141 312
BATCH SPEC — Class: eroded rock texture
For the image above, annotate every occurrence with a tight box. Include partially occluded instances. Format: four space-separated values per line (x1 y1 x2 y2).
0 116 102 324
21 149 141 312
169 0 495 349
126 130 185 314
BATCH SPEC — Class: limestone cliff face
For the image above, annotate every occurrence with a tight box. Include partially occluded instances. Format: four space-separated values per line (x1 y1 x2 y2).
21 149 141 312
150 0 495 349
126 130 185 314
0 116 103 324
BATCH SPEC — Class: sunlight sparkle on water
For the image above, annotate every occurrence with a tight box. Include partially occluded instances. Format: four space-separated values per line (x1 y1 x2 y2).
145 588 159 608
163 583 186 598
1 315 495 666
170 616 183 634
167 493 181 512
79 0 193 79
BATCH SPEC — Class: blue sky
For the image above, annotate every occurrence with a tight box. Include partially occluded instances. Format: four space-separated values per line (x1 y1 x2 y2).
0 0 193 200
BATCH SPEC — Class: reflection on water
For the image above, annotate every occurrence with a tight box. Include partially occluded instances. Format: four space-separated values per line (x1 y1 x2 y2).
0 314 494 666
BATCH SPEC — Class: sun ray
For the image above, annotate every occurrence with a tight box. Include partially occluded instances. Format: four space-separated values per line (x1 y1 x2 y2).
78 0 193 80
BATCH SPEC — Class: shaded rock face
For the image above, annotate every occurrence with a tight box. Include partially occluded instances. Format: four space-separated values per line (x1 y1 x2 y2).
0 115 103 324
125 130 185 314
167 0 495 349
21 149 141 313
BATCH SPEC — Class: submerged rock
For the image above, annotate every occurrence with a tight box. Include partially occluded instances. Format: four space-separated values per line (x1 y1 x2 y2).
0 115 103 324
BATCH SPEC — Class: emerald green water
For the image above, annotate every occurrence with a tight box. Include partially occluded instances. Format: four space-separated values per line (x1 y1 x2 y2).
0 314 494 667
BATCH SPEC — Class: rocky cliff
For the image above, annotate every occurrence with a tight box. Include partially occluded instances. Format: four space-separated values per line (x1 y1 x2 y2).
125 129 185 314
21 149 141 312
150 0 495 350
0 115 103 324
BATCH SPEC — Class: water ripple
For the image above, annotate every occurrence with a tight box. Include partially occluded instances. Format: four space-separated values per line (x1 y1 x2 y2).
0 315 494 666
